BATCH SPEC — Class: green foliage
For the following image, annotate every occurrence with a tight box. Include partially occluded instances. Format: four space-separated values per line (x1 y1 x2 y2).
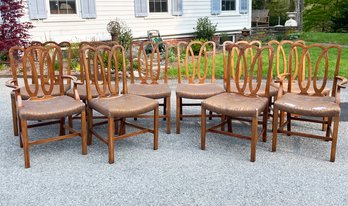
220 32 230 44
268 0 295 26
286 32 300 40
331 0 348 32
118 27 133 51
0 63 5 71
300 32 348 45
303 0 333 32
193 17 217 40
106 18 133 50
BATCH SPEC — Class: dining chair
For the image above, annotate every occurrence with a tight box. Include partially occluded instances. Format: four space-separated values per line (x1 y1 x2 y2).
6 45 87 168
81 44 159 164
201 44 274 162
10 41 72 137
272 43 347 162
175 40 224 134
128 41 171 134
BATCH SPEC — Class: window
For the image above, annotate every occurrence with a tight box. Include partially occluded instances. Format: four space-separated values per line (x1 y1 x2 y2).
49 0 77 14
149 0 168 13
222 0 235 11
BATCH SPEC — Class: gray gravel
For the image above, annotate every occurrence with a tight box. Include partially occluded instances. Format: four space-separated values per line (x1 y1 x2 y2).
1 78 348 206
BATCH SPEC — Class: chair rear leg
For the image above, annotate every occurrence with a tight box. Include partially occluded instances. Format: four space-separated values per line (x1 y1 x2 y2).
330 114 339 162
81 111 87 155
286 112 291 136
21 119 30 168
176 96 181 134
272 107 279 152
209 111 213 120
322 117 328 131
68 115 73 134
120 118 126 135
180 97 183 120
262 106 269 142
87 107 93 145
59 117 65 135
154 107 159 150
201 107 207 150
227 116 233 132
163 97 167 121
250 116 258 162
11 94 19 136
108 117 115 164
166 96 171 134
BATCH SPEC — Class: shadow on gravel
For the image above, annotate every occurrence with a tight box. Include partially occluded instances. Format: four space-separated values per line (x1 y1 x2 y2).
341 102 348 122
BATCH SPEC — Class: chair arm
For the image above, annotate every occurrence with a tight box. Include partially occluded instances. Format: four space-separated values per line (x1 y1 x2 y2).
5 79 20 91
62 75 81 101
335 76 348 104
6 79 23 107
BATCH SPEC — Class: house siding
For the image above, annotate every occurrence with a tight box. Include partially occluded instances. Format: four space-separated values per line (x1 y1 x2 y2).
22 0 251 42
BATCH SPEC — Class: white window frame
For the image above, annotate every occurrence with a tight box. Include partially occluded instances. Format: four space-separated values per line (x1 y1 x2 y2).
147 0 172 18
43 0 85 22
221 0 239 15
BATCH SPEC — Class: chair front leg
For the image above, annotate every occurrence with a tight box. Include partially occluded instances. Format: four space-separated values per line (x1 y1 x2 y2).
286 112 291 136
201 107 207 150
108 117 115 164
21 119 30 168
330 114 339 162
272 107 279 152
154 106 159 150
81 111 87 155
163 97 167 121
250 116 258 162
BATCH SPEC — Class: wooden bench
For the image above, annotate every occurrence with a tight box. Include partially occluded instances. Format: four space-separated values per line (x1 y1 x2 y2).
252 9 270 27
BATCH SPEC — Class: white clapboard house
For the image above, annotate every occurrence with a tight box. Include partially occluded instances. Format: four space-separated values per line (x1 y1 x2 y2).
18 0 251 42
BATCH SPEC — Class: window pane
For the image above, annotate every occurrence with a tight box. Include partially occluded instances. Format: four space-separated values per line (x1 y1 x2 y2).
149 0 168 13
50 0 77 14
222 0 235 11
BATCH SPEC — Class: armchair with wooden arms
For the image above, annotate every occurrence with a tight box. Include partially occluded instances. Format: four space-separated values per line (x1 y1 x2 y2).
272 43 347 162
6 45 87 168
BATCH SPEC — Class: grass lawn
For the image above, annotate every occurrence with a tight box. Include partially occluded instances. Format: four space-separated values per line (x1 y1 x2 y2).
167 32 348 79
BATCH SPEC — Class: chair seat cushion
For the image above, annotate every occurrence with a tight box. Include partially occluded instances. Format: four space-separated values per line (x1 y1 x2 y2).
19 96 85 120
128 84 171 99
88 94 158 118
202 92 269 117
66 84 105 100
20 84 71 100
176 83 224 99
274 93 339 117
271 82 330 95
230 83 278 97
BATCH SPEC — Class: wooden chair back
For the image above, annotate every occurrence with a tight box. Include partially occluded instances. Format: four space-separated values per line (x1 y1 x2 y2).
288 43 342 97
129 41 169 84
16 45 65 100
267 40 305 81
81 45 127 100
225 44 274 97
78 41 119 82
176 41 216 84
223 40 261 82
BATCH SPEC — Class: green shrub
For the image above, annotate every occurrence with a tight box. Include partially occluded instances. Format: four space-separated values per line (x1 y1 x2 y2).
193 17 217 40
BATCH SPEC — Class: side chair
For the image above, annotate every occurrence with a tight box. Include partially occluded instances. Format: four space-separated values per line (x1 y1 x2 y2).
201 44 274 162
272 43 347 162
175 41 225 134
128 41 171 134
6 45 87 168
81 45 159 164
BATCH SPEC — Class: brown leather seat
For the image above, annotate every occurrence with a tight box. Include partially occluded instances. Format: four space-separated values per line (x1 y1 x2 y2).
20 84 71 100
88 94 158 118
128 84 171 99
203 92 269 117
176 83 224 99
275 93 339 117
19 96 85 120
